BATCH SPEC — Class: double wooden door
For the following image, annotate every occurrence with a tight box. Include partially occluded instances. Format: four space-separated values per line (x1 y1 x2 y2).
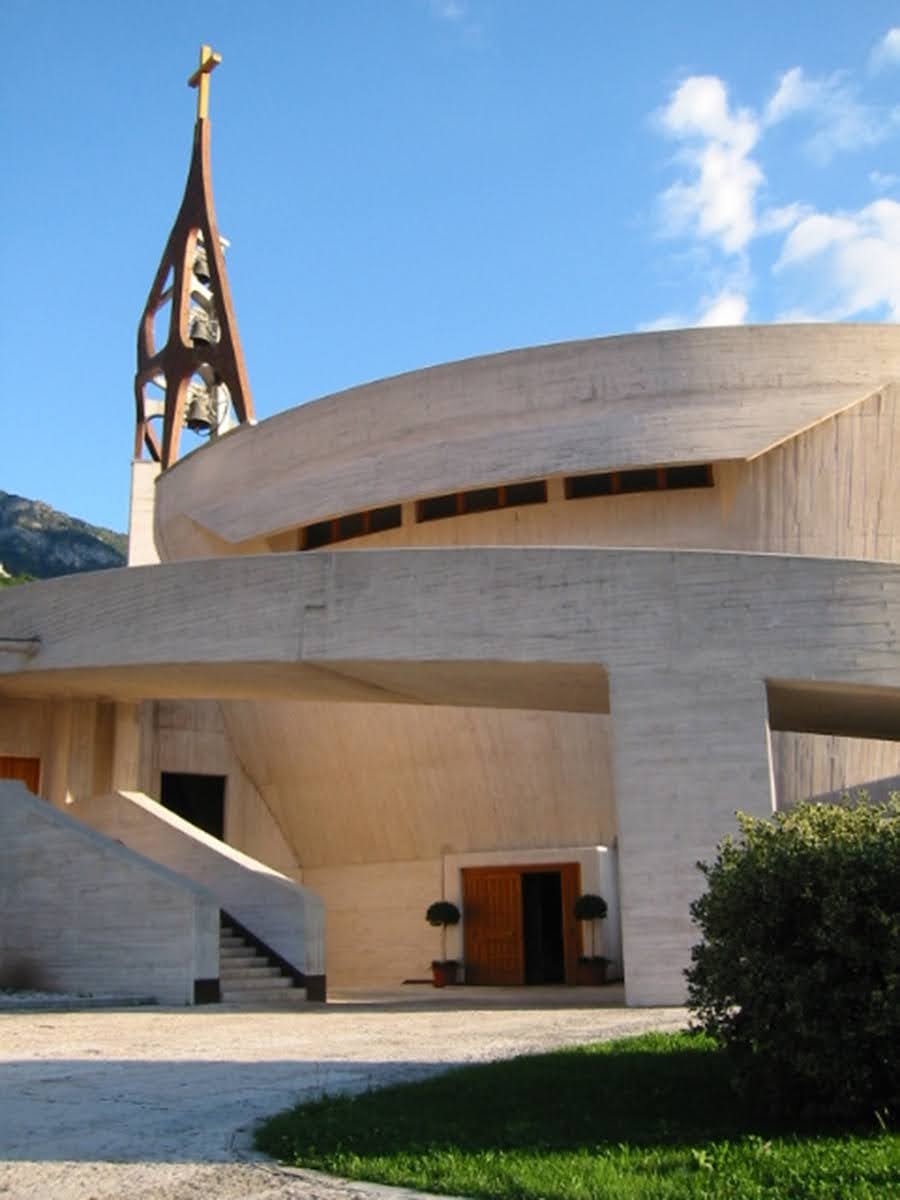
462 863 580 985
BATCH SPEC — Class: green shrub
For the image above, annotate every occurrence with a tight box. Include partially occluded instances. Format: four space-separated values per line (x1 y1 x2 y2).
686 799 900 1124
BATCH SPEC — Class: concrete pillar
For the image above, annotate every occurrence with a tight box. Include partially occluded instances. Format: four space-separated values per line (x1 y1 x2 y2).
611 670 775 1006
127 460 161 566
111 702 142 791
42 701 73 808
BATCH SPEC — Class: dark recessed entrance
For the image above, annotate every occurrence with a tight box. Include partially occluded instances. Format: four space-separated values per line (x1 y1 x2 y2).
462 862 579 985
160 771 226 840
522 871 565 984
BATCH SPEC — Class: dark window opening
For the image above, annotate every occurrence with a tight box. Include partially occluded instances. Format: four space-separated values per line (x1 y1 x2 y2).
338 512 366 540
464 486 500 514
160 772 226 841
418 492 461 522
666 463 714 489
565 462 714 500
417 479 549 523
565 472 614 500
303 520 332 549
619 467 659 493
369 504 402 533
505 480 547 506
300 503 403 549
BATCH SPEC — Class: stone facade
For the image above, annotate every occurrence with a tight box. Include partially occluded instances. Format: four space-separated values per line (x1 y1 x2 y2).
1 324 898 1003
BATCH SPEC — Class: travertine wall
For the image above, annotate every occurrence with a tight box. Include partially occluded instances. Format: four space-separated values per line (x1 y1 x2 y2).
73 789 323 977
303 858 442 987
0 781 218 1004
2 547 897 1002
150 345 899 888
4 323 898 1001
155 325 899 552
146 700 302 881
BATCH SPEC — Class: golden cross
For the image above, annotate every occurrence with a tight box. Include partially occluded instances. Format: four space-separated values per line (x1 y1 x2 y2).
188 45 222 121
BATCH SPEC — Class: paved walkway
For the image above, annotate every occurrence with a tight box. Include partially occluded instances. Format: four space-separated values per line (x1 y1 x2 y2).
0 987 687 1199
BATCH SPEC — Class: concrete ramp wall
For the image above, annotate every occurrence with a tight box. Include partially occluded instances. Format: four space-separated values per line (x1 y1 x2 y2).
73 790 325 979
0 781 218 1004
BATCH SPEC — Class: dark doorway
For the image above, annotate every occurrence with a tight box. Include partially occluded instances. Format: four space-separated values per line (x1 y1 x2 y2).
160 772 226 840
522 871 565 984
463 862 580 985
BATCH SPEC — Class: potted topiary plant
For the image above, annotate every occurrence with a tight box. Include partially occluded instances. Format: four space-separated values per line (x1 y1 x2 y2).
574 893 610 984
426 900 461 987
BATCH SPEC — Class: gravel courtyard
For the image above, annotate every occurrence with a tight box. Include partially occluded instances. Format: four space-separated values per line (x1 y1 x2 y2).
0 988 687 1200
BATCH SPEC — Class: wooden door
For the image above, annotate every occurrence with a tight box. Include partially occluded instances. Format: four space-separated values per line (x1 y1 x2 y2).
558 861 581 986
0 756 41 794
463 867 524 985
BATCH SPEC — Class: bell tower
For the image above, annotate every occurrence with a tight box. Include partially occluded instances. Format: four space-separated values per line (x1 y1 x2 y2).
134 45 255 469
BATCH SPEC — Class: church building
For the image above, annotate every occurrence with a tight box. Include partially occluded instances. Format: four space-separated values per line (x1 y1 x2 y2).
1 49 898 1007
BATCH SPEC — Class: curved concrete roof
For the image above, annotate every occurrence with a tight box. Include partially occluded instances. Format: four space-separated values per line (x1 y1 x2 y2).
1 547 898 739
156 324 900 548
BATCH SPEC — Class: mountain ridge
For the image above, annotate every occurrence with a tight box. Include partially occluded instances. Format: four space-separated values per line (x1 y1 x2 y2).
0 490 127 581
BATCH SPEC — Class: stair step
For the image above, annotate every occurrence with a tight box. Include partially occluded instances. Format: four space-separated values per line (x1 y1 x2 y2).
221 987 308 1005
220 973 293 990
219 965 284 980
217 921 309 1006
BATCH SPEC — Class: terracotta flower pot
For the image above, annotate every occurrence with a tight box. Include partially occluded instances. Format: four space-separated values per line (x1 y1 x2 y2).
431 961 457 987
576 958 608 986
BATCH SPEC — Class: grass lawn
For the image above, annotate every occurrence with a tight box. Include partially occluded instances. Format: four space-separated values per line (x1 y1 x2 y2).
256 1031 899 1200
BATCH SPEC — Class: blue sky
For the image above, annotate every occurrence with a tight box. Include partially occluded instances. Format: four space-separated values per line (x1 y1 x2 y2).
1 2 898 530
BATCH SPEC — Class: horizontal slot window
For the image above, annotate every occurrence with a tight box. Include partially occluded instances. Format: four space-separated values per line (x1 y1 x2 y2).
369 504 402 533
418 493 460 522
338 512 366 540
300 503 404 549
505 480 547 506
417 478 549 523
463 486 500 514
565 473 614 500
565 463 713 501
303 520 333 549
618 468 659 494
666 464 714 489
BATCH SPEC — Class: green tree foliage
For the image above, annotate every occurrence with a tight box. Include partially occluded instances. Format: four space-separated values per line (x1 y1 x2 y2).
687 799 900 1124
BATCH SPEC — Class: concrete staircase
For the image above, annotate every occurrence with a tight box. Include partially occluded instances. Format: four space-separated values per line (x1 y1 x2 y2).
219 922 307 1006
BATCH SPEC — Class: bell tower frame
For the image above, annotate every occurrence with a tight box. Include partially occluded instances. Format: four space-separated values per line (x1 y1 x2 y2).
134 45 255 468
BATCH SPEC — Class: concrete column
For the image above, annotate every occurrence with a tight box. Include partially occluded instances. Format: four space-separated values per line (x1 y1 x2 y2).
68 701 97 802
42 701 73 808
611 670 775 1006
111 702 143 791
127 460 161 566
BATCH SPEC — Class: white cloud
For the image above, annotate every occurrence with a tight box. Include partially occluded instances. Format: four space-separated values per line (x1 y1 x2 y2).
775 199 900 320
658 76 763 253
757 203 809 235
870 28 900 72
763 67 893 164
637 313 685 332
430 0 465 19
648 48 900 330
871 169 900 192
764 66 821 124
695 290 749 326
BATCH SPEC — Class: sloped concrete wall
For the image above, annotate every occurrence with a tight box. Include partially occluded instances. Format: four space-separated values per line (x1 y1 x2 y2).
73 790 324 977
0 781 218 1003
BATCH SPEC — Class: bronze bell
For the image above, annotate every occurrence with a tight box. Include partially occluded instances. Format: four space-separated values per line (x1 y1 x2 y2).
185 382 216 433
193 247 210 285
189 311 218 346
